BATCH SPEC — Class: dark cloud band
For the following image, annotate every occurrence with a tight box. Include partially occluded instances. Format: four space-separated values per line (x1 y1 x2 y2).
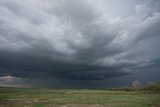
0 0 160 84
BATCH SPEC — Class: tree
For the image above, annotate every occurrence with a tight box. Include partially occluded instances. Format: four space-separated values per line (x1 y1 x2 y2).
132 80 143 90
146 81 160 92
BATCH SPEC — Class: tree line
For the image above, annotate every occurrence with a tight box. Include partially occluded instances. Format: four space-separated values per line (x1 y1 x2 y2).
109 80 160 92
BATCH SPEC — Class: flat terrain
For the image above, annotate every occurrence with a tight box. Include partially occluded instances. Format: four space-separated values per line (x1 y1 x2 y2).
0 87 160 107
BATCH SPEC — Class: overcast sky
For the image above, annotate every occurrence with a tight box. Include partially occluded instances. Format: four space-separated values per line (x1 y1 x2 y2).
0 0 160 88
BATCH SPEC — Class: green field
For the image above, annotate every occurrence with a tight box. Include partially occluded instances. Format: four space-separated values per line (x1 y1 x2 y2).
0 87 160 107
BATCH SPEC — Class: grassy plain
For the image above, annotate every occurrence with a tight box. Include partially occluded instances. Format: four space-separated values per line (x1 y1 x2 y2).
0 87 160 107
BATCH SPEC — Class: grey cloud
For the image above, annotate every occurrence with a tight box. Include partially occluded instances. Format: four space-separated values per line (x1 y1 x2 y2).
0 76 31 87
0 0 160 84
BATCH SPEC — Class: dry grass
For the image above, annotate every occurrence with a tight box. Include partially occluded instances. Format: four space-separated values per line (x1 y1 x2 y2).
61 104 112 107
0 87 160 107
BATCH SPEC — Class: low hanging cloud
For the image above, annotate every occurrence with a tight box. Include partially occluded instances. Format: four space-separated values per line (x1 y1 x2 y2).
0 0 160 82
0 75 31 87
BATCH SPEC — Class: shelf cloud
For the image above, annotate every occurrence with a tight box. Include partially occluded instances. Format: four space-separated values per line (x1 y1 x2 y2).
0 0 160 87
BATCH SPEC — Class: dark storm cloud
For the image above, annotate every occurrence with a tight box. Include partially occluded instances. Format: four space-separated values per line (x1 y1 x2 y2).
0 0 160 85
